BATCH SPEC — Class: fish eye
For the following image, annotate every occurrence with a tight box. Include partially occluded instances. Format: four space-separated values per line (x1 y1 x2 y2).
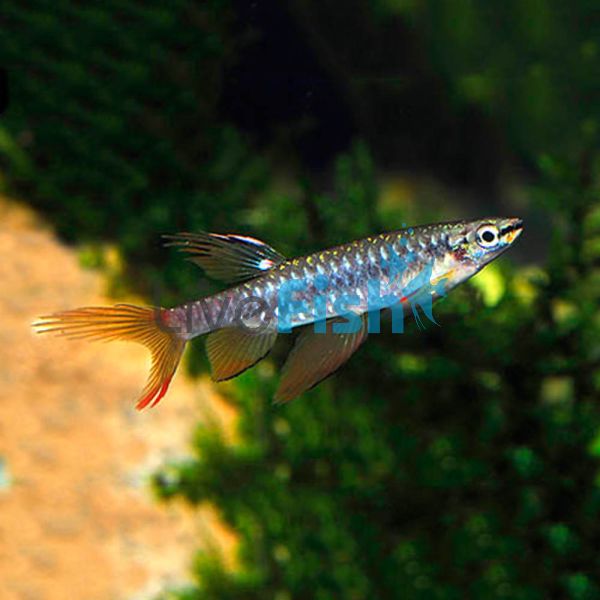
476 224 499 248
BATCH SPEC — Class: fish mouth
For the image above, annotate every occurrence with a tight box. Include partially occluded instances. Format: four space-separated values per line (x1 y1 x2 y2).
500 217 523 244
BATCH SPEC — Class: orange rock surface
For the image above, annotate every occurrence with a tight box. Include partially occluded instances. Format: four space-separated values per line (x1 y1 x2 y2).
0 197 237 599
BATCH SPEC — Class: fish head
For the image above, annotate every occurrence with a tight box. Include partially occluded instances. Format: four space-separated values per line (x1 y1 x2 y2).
447 217 522 263
432 217 523 290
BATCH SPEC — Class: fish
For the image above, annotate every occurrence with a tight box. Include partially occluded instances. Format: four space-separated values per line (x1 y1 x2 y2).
33 217 523 407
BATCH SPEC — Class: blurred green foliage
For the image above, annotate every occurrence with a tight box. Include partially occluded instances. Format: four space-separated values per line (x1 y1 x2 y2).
405 1 600 164
2 1 600 599
0 0 269 303
155 162 600 599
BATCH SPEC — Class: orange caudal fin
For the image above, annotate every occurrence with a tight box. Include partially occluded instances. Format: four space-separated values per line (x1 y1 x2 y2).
33 304 186 409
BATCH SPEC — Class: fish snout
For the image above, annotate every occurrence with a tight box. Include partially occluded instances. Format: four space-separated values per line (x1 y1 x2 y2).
502 217 523 245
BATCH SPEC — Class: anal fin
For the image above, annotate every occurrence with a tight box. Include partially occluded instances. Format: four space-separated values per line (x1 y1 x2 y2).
274 314 368 403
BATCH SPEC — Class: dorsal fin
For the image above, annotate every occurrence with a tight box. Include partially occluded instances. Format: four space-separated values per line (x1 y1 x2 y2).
164 231 286 284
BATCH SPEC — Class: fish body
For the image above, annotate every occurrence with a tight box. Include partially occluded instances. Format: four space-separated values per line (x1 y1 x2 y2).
164 217 522 335
35 217 523 407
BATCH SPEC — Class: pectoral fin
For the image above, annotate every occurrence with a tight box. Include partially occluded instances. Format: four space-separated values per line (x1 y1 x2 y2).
206 327 278 381
274 314 368 403
164 231 286 284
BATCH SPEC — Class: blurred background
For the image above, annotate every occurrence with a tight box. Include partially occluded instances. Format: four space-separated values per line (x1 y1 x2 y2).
1 1 600 598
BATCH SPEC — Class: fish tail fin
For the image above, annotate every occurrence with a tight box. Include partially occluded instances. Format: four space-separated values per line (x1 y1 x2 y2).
33 303 186 410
